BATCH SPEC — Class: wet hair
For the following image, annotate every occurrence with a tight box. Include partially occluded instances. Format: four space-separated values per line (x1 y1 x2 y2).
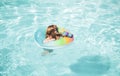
48 25 59 32
52 25 59 32
45 25 62 40
46 25 54 38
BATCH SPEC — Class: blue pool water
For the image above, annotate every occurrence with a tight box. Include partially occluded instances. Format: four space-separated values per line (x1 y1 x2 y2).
0 0 120 76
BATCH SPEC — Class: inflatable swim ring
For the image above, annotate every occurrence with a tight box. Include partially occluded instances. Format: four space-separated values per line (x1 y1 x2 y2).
34 26 74 49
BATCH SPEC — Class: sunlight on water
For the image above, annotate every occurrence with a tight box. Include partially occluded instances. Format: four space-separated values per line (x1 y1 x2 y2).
0 0 120 76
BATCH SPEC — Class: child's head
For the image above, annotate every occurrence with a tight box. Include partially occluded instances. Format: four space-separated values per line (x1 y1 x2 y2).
46 25 53 38
46 25 62 40
48 25 58 32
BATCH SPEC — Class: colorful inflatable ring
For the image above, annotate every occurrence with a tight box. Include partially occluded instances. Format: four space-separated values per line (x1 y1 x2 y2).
34 26 74 49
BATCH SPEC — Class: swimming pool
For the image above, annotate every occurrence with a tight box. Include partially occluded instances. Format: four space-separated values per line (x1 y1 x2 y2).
0 0 120 76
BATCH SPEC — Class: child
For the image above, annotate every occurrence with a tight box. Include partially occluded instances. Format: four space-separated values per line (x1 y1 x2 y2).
42 25 62 56
43 25 62 43
42 25 73 56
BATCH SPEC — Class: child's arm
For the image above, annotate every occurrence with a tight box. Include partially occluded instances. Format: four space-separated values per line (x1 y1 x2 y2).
43 38 55 43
